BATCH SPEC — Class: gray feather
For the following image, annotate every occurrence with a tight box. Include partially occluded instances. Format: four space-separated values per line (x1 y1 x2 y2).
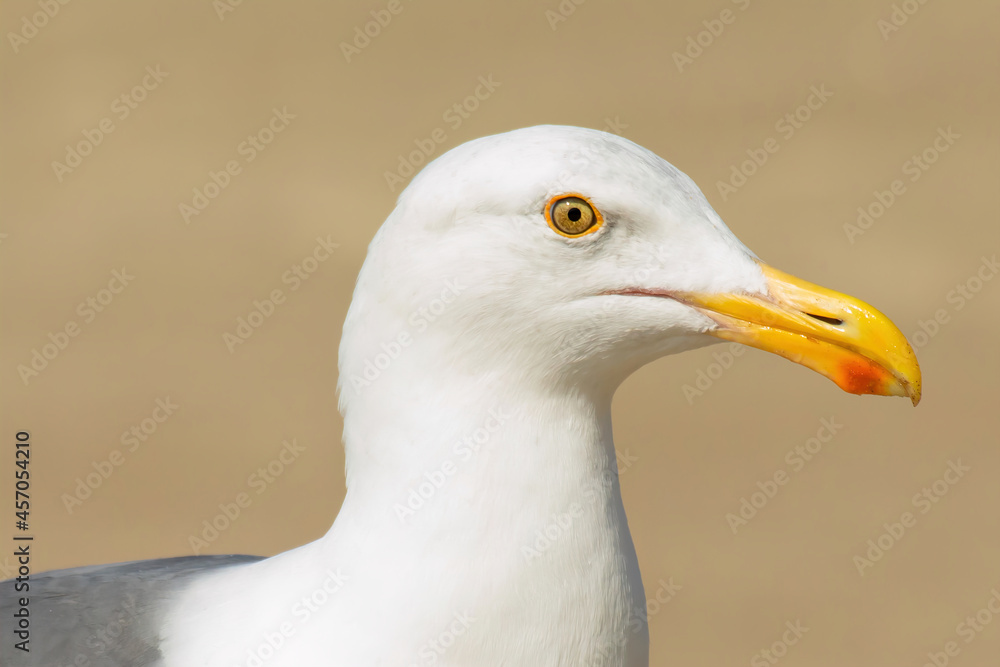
1 554 264 667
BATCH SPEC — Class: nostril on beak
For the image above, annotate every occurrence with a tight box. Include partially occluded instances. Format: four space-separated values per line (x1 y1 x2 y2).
806 313 845 326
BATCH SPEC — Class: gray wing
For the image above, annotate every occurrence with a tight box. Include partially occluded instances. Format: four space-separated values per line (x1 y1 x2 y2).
1 554 264 667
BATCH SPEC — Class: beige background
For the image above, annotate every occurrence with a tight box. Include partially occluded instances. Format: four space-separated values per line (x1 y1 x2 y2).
2 1 998 665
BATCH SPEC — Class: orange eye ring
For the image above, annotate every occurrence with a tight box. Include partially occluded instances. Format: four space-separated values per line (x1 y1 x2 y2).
544 193 604 238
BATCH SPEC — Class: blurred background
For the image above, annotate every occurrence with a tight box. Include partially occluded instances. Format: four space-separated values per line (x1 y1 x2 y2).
1 1 998 664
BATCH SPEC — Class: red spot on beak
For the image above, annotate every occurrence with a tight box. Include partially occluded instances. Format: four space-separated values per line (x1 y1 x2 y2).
837 357 891 396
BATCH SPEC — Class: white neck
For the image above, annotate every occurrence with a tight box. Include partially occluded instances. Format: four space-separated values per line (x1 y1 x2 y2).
323 358 650 665
164 286 651 667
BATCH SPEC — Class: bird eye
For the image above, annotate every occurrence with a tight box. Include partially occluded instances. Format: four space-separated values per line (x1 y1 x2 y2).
545 194 603 237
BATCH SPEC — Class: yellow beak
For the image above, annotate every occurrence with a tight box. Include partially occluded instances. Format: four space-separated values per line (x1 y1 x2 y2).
673 264 922 405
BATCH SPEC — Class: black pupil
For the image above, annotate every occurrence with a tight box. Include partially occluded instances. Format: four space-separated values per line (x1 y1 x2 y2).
567 207 582 222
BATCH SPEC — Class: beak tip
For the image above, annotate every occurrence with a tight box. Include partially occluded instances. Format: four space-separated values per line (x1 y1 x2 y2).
908 382 922 407
686 263 924 410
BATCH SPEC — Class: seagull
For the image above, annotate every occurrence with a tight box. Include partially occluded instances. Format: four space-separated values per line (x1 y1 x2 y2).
2 125 920 667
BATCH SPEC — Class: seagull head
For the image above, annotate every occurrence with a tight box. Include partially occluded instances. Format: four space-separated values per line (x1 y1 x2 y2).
340 125 920 411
